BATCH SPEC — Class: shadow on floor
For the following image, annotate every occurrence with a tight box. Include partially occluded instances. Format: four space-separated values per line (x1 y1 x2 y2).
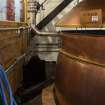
23 94 42 105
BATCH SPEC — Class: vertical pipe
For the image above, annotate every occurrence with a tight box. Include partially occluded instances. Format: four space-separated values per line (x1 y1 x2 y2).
24 0 28 23
21 0 27 22
15 0 21 22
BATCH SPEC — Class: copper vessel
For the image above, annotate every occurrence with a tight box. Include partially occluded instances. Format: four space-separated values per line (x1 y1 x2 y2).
55 32 105 105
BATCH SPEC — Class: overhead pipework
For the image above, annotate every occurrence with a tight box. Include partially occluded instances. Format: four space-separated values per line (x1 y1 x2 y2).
31 24 59 36
28 25 61 61
27 0 47 25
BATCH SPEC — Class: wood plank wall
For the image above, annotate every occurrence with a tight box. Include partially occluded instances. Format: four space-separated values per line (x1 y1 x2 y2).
0 21 28 93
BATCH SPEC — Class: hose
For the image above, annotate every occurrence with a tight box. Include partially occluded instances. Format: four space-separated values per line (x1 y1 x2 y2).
0 65 17 105
0 78 8 105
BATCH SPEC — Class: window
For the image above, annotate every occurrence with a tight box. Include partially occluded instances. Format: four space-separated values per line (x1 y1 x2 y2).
15 0 21 22
0 0 24 22
0 0 7 20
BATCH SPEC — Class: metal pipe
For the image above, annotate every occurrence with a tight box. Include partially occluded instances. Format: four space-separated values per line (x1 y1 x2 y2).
35 43 60 46
36 50 59 53
33 46 59 48
60 49 105 68
41 0 48 5
0 27 29 31
31 25 59 37
32 50 59 52
5 54 26 74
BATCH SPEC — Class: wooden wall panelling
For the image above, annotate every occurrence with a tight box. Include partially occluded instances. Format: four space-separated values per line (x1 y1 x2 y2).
22 29 28 53
0 31 16 67
8 67 17 92
0 21 28 93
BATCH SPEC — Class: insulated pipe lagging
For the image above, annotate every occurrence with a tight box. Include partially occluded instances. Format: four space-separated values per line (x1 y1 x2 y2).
0 65 17 105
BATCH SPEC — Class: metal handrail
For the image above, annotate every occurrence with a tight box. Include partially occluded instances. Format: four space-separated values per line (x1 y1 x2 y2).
0 27 29 31
31 25 60 37
60 49 105 68
33 46 59 48
35 43 60 45
30 49 59 52
5 54 26 74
